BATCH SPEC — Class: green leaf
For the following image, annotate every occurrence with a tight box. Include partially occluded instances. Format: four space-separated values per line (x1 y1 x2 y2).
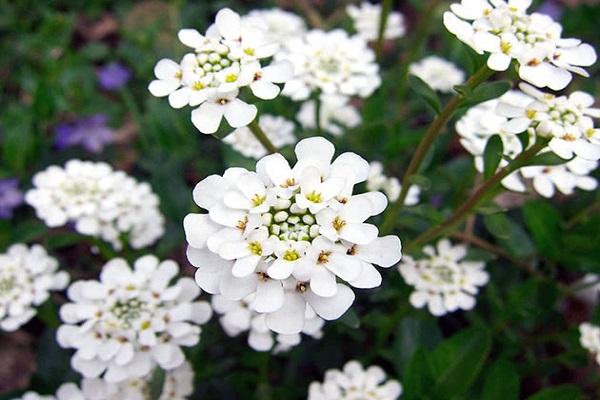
483 212 512 240
429 328 492 399
525 385 581 400
149 367 166 400
461 80 512 108
483 135 504 179
523 200 562 260
1 105 36 174
402 347 435 400
408 75 442 114
524 152 570 167
482 359 520 400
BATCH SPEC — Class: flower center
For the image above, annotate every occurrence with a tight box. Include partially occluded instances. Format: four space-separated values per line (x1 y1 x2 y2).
262 194 319 242
0 274 17 295
248 241 263 256
110 298 146 328
306 191 322 203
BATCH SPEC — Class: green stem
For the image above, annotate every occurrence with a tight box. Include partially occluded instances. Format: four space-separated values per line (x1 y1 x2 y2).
564 199 600 229
375 0 393 59
381 64 495 234
404 139 548 253
248 117 278 154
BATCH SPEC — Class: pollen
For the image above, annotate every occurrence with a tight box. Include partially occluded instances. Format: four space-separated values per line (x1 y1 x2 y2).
526 58 541 67
225 73 238 83
562 133 577 141
192 81 205 90
283 249 300 261
332 216 346 232
254 71 263 81
251 193 266 207
317 250 331 264
500 41 512 54
236 217 248 231
248 241 263 256
244 48 255 56
217 98 229 105
306 191 322 203
281 178 296 188
526 109 537 119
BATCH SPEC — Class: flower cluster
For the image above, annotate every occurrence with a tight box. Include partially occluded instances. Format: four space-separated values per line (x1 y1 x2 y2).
277 29 381 101
242 8 307 46
296 94 362 137
399 239 489 316
579 322 600 366
212 294 324 352
0 244 68 331
444 0 597 90
149 8 293 134
184 137 402 336
26 160 165 250
409 56 465 93
346 2 406 41
57 256 212 382
367 161 421 204
308 360 402 400
457 89 599 198
224 114 296 159
13 361 194 400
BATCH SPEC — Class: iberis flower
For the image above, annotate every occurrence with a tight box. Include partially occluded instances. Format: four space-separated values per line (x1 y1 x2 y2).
346 2 406 41
498 83 600 161
242 8 307 46
184 137 402 336
57 256 211 382
296 94 362 137
25 160 165 250
456 90 599 198
444 0 597 90
277 29 381 101
15 362 194 400
579 322 600 366
308 360 402 400
148 8 293 134
224 114 296 159
0 244 68 331
399 239 489 316
367 161 420 204
409 56 466 93
212 294 323 352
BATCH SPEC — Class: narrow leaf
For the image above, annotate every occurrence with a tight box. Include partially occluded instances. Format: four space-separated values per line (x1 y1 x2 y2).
482 359 520 400
482 135 504 179
408 75 442 114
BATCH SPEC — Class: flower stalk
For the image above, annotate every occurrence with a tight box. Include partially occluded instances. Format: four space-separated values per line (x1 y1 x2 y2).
375 0 393 58
248 117 278 154
381 64 495 234
404 138 549 253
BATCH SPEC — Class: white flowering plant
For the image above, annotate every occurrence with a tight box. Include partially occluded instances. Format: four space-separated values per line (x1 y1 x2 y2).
1 1 600 399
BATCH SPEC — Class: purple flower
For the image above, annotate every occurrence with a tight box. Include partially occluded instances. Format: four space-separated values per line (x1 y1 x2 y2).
55 114 114 153
0 179 24 219
97 62 131 91
537 1 563 20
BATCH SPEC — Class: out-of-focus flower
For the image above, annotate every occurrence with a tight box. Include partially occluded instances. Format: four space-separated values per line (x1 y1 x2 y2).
346 2 405 41
12 362 194 400
26 160 165 250
399 239 489 316
579 322 600 366
242 8 306 45
296 94 362 136
212 294 323 352
521 156 598 198
54 114 114 154
277 29 380 101
367 161 420 204
409 56 465 93
57 256 211 383
0 179 24 219
224 114 296 159
444 0 596 90
0 244 68 332
571 274 600 306
184 137 402 336
97 62 132 91
537 0 563 20
308 360 402 400
149 8 292 134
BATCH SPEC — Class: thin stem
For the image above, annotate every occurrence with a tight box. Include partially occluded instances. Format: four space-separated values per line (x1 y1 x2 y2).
296 0 325 28
564 199 600 229
405 139 548 253
375 0 393 59
248 118 278 154
381 64 495 233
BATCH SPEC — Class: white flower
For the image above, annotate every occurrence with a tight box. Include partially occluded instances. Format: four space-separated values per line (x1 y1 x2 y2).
277 29 381 100
521 156 598 198
444 0 597 90
56 256 212 383
212 294 323 352
409 56 465 93
399 239 489 316
242 8 307 46
579 322 600 366
308 360 402 400
149 8 293 134
15 362 194 400
498 83 600 161
296 94 362 136
184 137 402 336
224 114 296 159
367 161 420 204
346 2 405 41
0 244 68 332
25 160 165 250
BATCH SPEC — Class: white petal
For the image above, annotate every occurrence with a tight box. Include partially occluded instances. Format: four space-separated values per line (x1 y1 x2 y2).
223 99 258 128
355 235 402 267
305 284 355 320
252 279 285 313
266 292 306 334
192 102 224 134
183 214 219 248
